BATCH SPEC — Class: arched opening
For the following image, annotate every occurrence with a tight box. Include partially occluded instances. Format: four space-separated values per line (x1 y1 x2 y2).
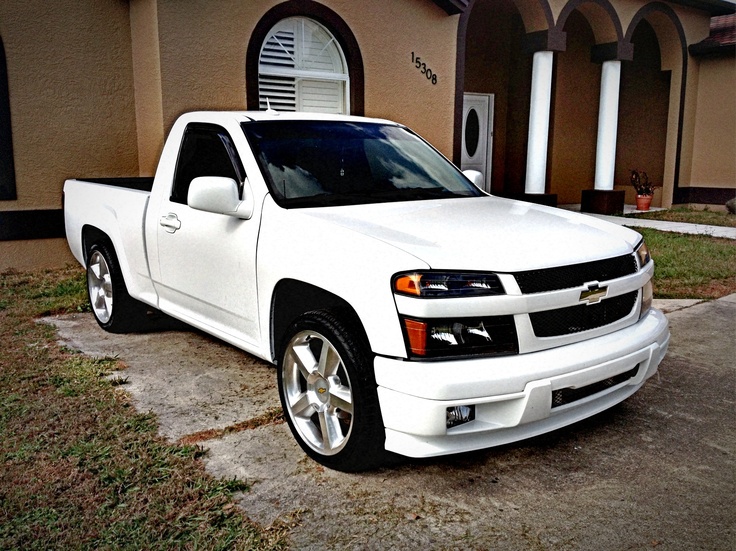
548 10 601 204
462 0 534 195
258 17 349 114
0 36 16 201
246 1 364 115
623 5 688 206
616 19 670 206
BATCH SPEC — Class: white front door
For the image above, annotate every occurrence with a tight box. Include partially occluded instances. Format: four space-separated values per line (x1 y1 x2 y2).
461 93 494 193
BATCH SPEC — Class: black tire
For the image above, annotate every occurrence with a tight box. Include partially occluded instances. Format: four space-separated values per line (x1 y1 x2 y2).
86 241 149 333
278 310 386 472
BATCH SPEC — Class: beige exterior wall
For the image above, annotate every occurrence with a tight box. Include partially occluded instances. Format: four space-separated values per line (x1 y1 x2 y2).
340 0 457 155
0 0 139 270
149 0 457 157
0 0 139 210
0 239 72 272
131 0 165 176
687 55 736 189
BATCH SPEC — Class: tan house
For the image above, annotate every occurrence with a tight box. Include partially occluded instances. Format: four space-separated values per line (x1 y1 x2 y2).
0 0 734 271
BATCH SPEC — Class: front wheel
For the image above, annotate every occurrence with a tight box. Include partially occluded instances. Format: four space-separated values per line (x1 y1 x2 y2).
278 311 385 472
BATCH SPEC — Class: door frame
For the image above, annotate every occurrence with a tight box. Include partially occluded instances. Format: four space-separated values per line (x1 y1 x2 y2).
461 92 494 193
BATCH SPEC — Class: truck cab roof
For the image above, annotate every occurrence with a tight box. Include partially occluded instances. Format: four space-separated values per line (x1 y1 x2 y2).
177 110 401 127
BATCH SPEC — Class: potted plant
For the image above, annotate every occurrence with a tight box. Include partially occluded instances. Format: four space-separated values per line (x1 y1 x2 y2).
630 169 658 211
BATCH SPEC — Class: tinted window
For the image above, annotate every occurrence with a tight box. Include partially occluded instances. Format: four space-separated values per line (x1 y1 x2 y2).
241 121 482 208
171 124 245 204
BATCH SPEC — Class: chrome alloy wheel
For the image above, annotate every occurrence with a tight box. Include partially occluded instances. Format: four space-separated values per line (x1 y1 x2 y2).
87 250 114 324
282 330 354 456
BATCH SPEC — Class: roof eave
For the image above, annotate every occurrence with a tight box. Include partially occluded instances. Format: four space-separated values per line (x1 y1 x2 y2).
663 0 735 16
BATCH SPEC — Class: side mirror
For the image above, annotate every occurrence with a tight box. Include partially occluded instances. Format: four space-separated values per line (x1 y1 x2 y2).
462 170 484 189
188 176 253 219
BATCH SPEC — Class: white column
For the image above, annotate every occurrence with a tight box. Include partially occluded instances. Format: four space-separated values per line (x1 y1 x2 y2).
525 51 554 195
594 60 622 191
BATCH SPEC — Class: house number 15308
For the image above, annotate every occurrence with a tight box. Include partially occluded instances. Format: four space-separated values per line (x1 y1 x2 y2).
411 52 438 85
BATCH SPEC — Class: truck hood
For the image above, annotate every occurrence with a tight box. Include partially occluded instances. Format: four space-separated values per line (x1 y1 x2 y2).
301 196 641 272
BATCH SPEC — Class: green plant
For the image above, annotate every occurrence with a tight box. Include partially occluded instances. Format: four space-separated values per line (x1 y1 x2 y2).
629 169 659 196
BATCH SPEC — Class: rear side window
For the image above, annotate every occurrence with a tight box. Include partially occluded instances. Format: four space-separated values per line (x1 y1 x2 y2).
171 124 246 204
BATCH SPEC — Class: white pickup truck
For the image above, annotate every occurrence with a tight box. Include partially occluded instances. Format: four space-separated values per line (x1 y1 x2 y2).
64 111 670 471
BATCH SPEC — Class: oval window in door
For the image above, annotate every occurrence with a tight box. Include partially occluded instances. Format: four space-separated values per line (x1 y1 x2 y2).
464 108 480 158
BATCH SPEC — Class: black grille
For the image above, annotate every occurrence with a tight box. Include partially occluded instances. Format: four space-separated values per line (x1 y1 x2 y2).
530 291 638 338
552 365 640 408
513 254 638 294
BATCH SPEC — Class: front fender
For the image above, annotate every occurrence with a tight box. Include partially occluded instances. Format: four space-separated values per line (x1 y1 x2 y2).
256 199 426 359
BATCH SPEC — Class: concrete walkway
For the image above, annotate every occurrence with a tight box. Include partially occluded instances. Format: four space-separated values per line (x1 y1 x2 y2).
590 213 736 239
562 204 736 239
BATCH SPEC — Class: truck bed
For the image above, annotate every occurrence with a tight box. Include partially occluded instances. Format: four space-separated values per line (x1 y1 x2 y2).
79 177 155 192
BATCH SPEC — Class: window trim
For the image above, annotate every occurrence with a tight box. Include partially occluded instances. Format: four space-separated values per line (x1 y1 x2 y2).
171 123 246 205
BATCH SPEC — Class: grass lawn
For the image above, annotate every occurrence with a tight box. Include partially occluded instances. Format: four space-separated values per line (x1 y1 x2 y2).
625 206 736 228
1 229 734 548
639 228 736 299
0 266 288 550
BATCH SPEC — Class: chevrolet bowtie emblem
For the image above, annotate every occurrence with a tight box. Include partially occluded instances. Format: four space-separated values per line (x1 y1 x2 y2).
317 387 327 394
580 283 608 305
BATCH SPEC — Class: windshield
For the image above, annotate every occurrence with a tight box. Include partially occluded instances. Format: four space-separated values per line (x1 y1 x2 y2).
241 121 483 208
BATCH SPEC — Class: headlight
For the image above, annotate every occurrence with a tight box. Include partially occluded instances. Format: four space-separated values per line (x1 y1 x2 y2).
635 239 651 268
639 280 654 319
401 315 518 359
635 239 654 318
393 271 505 298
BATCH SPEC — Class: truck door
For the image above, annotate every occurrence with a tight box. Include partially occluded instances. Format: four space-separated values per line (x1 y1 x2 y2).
154 123 261 347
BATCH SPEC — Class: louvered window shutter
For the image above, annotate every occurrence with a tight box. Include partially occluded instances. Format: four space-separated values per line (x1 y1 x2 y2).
258 18 348 114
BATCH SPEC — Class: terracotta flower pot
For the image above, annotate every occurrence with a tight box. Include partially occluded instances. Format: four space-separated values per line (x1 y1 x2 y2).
636 194 653 211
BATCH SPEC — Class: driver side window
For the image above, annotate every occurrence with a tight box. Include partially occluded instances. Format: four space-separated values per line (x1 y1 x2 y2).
171 124 245 204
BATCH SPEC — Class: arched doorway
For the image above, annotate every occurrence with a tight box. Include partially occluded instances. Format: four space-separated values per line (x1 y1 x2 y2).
616 19 670 207
461 0 534 195
548 10 601 204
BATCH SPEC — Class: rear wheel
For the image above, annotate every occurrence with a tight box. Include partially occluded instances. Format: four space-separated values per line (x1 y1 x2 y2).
87 242 147 333
278 311 385 472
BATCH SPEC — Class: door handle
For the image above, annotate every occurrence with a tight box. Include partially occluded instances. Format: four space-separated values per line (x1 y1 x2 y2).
160 213 181 233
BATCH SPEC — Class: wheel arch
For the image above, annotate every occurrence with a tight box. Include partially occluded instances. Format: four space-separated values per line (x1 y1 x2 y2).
270 278 370 363
81 224 112 264
80 223 156 306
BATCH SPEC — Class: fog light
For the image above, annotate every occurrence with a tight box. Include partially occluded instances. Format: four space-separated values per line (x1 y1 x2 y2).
446 405 475 429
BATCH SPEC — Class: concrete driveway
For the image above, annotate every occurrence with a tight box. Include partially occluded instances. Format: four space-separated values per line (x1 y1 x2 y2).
45 295 735 550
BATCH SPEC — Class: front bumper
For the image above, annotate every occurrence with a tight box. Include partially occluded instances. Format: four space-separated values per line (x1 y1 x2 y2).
375 308 669 458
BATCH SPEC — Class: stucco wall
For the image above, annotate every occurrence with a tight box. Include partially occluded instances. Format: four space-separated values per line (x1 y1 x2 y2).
688 55 736 189
340 0 457 155
151 0 457 157
0 0 139 211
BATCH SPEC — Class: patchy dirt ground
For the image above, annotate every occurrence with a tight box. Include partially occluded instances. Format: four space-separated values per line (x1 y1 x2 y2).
45 296 735 550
